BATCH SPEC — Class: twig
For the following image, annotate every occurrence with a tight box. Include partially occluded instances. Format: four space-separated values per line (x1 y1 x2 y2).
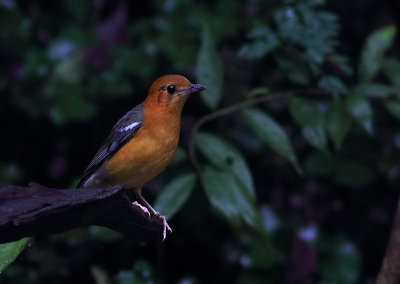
188 89 323 174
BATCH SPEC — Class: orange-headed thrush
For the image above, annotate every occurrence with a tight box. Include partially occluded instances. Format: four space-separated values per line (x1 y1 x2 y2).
77 74 206 240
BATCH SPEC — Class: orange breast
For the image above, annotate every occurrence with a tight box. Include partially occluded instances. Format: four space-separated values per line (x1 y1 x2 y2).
105 108 180 188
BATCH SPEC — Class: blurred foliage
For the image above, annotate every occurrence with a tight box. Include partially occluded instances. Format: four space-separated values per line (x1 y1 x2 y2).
1 0 400 283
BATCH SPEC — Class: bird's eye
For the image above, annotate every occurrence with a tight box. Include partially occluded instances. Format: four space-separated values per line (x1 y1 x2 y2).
166 85 176 95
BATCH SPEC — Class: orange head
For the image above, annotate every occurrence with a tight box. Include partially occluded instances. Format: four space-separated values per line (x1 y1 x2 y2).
143 75 206 114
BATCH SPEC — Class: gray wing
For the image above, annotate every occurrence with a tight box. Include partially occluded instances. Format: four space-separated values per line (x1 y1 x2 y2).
77 104 145 188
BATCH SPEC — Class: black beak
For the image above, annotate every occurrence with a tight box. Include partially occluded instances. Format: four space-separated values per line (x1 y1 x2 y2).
180 84 207 96
190 84 207 92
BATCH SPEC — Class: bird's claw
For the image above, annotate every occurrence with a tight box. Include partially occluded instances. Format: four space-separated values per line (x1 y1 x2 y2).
155 212 172 241
131 201 150 217
131 202 172 240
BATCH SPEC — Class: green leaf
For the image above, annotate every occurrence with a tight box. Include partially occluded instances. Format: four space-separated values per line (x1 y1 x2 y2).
274 3 339 65
0 238 29 272
63 0 90 20
356 83 399 98
331 55 353 76
274 52 311 85
115 260 155 284
318 75 347 98
90 265 110 284
247 232 282 268
359 25 397 82
320 237 360 284
242 108 302 174
53 52 84 84
22 49 49 78
61 25 98 45
0 10 31 43
170 146 187 166
110 46 155 77
88 70 132 97
301 126 328 153
248 87 269 98
115 271 135 284
88 226 121 242
327 99 352 151
333 159 376 187
196 132 255 198
346 92 373 136
289 97 328 153
383 58 400 87
385 101 400 121
0 162 22 184
289 97 323 126
153 173 197 219
201 166 262 230
196 24 223 110
49 89 97 125
305 153 376 187
238 25 279 60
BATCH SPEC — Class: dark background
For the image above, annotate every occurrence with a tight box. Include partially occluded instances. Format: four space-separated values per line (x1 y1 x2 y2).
1 0 400 283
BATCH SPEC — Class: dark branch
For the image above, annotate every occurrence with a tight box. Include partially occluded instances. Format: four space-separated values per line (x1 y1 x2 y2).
0 183 164 244
377 198 400 283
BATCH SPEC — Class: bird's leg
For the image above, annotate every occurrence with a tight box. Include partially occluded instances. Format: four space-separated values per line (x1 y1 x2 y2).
132 188 172 241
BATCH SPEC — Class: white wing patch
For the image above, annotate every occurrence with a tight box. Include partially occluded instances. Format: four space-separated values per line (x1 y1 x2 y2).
120 121 141 132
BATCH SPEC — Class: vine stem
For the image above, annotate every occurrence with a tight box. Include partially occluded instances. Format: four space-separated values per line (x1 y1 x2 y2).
188 88 323 175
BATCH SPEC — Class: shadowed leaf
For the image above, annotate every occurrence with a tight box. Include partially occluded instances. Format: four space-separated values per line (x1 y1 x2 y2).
153 173 196 219
289 97 328 153
319 237 360 283
242 108 302 174
327 99 352 151
385 101 400 121
196 132 255 198
356 83 399 98
196 24 223 110
201 166 262 230
346 92 373 136
238 25 279 60
318 75 347 98
359 25 396 82
383 58 400 87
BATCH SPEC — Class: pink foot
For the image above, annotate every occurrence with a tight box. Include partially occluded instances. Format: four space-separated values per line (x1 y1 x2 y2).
131 201 150 217
155 212 172 241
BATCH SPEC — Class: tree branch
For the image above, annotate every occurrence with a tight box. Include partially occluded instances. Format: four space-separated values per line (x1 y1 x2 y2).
377 198 400 283
0 183 164 244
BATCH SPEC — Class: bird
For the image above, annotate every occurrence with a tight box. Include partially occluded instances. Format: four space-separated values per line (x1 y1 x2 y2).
77 74 206 240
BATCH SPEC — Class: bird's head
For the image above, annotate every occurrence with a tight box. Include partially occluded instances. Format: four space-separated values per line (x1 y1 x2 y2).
144 74 206 114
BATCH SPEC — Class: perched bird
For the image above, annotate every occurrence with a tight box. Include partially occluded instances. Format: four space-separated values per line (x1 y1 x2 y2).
77 74 206 240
